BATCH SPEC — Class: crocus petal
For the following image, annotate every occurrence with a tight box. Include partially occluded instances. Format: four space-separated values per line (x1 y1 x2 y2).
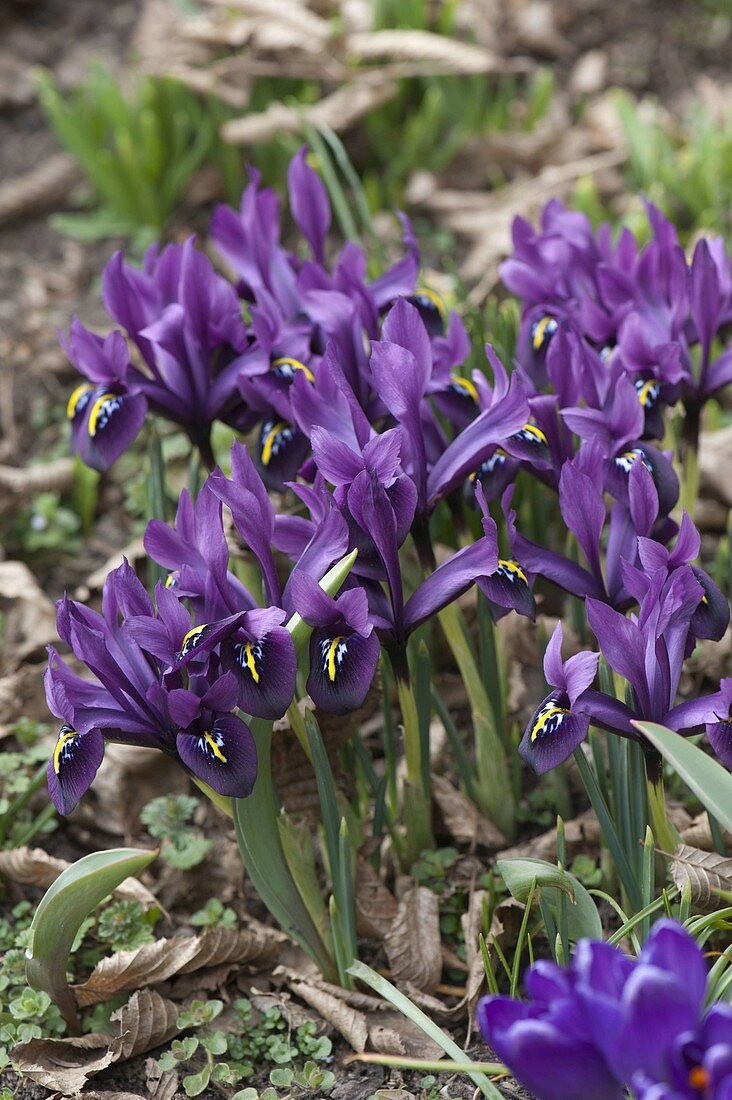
222 625 297 720
176 714 257 798
519 690 590 774
477 998 622 1100
307 628 380 715
47 724 105 815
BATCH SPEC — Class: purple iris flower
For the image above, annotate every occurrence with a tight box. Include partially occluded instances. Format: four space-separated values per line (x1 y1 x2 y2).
61 323 147 472
44 560 259 813
478 920 732 1100
514 440 663 609
503 199 732 442
62 238 256 470
562 375 679 516
144 442 354 715
706 678 732 769
290 573 380 715
520 544 730 774
426 346 529 506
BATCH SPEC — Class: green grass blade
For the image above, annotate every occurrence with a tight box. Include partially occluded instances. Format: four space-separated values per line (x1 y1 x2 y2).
347 960 504 1099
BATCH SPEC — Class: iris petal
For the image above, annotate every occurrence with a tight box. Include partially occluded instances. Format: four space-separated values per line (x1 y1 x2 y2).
256 418 310 490
72 386 147 472
307 629 380 715
478 559 536 621
519 690 589 774
47 724 105 815
221 625 297 719
690 567 730 641
176 714 257 797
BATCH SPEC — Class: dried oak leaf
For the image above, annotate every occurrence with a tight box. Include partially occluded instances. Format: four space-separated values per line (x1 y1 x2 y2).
384 886 442 993
355 857 398 939
0 845 161 909
75 926 283 1006
12 991 179 1094
670 844 732 909
432 774 506 849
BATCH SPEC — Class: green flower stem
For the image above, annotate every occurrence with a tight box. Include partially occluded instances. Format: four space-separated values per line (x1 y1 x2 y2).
286 700 313 763
437 601 514 840
679 399 701 519
233 720 337 982
389 649 434 865
645 767 680 856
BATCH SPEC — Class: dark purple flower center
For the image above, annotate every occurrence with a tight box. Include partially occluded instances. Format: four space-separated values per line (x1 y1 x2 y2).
530 314 557 351
530 692 571 743
53 723 80 774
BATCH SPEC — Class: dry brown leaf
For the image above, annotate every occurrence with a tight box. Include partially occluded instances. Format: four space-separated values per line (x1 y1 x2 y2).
681 811 732 852
0 457 75 501
347 29 503 73
0 156 79 228
0 845 161 909
497 809 601 862
79 1092 147 1100
0 560 58 666
700 425 732 507
432 774 506 849
355 857 399 939
462 889 490 1022
367 1011 444 1059
222 72 396 144
288 978 369 1052
75 926 283 1006
146 1056 179 1100
11 1033 114 1094
0 665 57 738
12 992 179 1094
384 886 442 994
670 844 732 909
110 989 179 1060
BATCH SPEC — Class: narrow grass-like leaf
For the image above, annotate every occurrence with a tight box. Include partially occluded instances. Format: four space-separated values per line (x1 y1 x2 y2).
573 745 643 911
635 722 732 834
347 960 504 1099
26 847 157 1032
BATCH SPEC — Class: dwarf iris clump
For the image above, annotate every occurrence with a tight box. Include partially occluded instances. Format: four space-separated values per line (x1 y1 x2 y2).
37 144 732 1035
